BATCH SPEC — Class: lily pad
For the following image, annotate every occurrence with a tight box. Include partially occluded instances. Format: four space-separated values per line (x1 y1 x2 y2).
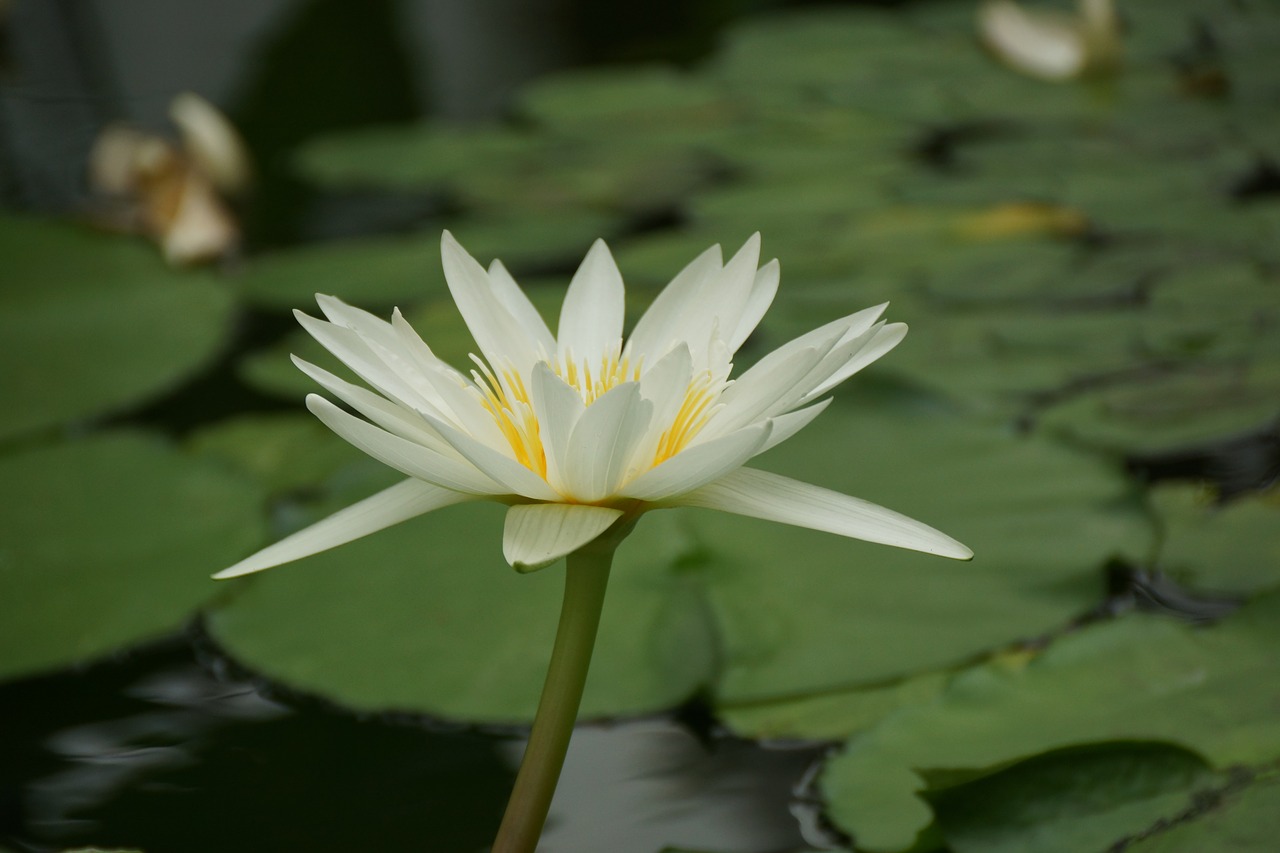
0 218 235 442
207 505 717 723
931 742 1218 853
1151 485 1280 596
0 433 266 682
1126 775 1280 852
698 397 1150 707
820 590 1280 852
230 232 444 310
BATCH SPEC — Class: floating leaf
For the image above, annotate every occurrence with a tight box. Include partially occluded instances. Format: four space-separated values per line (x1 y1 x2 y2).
0 433 266 682
820 591 1280 852
0 219 234 442
700 398 1149 707
1125 775 1280 852
1151 485 1280 596
207 506 716 722
932 742 1217 853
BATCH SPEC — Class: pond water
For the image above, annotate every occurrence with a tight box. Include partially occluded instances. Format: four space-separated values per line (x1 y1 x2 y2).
1 631 833 852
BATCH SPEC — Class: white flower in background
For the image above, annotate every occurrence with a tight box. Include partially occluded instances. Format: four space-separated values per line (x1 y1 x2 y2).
978 0 1121 81
216 233 971 578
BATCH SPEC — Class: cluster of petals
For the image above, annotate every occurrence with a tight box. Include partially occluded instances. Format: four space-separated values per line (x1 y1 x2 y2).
216 232 971 578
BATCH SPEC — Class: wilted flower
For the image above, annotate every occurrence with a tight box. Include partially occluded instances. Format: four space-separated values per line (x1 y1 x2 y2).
978 0 1121 81
88 92 250 266
217 233 971 578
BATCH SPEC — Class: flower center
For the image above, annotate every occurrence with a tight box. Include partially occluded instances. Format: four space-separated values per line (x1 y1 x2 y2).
470 351 719 486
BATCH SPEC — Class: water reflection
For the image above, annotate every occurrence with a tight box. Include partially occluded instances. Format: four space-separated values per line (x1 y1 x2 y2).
1 636 829 852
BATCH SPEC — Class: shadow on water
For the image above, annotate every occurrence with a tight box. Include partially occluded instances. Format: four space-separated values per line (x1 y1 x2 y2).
0 633 827 853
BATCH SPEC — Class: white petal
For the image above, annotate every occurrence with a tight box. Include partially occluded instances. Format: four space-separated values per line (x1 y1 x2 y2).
803 322 908 403
295 310 426 411
671 468 973 559
979 0 1086 81
626 243 723 362
214 479 476 578
417 409 563 502
488 259 556 357
307 395 502 494
562 382 654 502
746 303 887 382
619 421 772 502
314 294 401 352
559 239 625 360
631 343 695 467
727 259 780 353
756 398 831 453
530 362 586 493
694 233 761 358
503 503 625 572
698 341 834 441
390 308 466 381
440 231 544 370
293 356 457 456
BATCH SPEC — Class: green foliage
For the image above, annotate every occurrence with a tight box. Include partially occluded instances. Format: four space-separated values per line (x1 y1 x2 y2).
0 432 265 680
0 219 235 443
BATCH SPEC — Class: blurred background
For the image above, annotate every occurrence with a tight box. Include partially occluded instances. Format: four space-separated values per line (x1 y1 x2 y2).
2 0 1279 851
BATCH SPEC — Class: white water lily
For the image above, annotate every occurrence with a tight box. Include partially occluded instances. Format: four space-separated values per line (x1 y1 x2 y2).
216 232 971 578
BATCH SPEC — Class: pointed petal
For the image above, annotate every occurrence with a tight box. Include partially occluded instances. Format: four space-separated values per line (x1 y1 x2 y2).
695 233 761 357
803 322 908 402
756 398 831 453
562 382 653 502
440 231 544 370
728 258 780 353
307 395 502 494
626 243 722 362
293 356 457 456
671 468 973 559
503 503 625 572
314 294 401 352
214 479 476 578
559 239 625 360
488 259 555 357
631 343 695 467
619 421 771 502
295 310 425 411
530 362 586 493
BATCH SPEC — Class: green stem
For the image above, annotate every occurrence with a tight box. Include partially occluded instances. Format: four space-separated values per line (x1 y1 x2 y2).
491 532 624 853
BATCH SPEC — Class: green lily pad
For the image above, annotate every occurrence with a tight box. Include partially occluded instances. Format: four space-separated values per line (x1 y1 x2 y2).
820 590 1280 852
206 504 717 723
230 232 444 310
1151 485 1280 596
1036 360 1280 452
931 742 1218 853
186 413 367 496
514 65 737 145
0 218 235 443
699 397 1150 707
1126 775 1280 852
295 121 539 190
0 432 266 682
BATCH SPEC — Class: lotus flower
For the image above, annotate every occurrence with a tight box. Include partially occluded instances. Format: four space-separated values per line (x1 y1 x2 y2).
216 233 970 578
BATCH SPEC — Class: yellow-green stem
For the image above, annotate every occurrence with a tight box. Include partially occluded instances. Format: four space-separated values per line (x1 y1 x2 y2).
491 532 624 853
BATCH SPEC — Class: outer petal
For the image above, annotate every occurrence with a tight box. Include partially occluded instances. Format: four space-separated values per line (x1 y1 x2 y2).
307 395 502 494
670 467 973 560
558 239 625 360
803 322 908 403
727 259 780 353
214 479 477 578
619 421 771 502
503 503 625 572
755 398 832 454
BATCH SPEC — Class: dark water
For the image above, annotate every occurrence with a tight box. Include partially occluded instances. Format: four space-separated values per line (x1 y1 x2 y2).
0 631 831 853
